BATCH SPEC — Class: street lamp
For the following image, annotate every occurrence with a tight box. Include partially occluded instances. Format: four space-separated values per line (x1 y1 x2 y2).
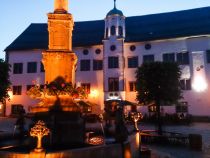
30 120 50 152
130 112 143 132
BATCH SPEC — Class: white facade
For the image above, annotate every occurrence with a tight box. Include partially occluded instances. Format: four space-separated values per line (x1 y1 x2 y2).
5 7 210 116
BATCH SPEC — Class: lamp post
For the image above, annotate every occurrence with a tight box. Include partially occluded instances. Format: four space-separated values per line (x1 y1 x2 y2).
130 112 143 132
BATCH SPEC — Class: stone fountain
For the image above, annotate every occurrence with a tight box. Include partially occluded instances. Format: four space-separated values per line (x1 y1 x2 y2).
24 0 86 147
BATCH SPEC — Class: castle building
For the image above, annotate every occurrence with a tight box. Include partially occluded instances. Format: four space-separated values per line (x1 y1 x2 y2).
3 1 210 116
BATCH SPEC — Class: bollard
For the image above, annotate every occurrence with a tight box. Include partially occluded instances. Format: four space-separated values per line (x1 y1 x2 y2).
189 134 202 151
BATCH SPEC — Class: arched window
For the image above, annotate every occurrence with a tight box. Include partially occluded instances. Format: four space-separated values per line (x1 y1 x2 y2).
106 28 109 38
111 26 116 36
118 26 123 36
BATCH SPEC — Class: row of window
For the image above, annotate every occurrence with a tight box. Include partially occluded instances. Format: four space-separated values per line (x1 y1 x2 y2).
142 52 190 65
13 62 45 74
12 78 192 96
80 52 192 71
13 51 210 74
80 60 103 71
108 78 192 92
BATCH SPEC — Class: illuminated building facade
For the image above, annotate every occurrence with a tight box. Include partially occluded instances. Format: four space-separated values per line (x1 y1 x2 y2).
4 3 210 116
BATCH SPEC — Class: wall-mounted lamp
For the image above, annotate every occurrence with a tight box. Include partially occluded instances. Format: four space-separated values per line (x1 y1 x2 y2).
90 89 99 98
8 90 13 100
192 75 208 92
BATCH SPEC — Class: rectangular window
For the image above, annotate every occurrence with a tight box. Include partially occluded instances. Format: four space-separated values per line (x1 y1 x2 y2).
93 60 103 71
180 79 191 90
176 105 188 113
81 83 91 94
143 55 154 63
80 60 90 71
176 102 188 113
206 50 210 63
13 63 23 74
108 57 119 68
13 86 22 95
129 81 137 92
40 62 45 72
128 56 138 68
177 52 189 65
26 85 35 91
163 53 175 62
11 104 24 115
108 78 119 92
27 62 37 73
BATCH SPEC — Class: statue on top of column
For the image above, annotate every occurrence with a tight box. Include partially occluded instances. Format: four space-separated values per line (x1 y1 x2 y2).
54 0 68 13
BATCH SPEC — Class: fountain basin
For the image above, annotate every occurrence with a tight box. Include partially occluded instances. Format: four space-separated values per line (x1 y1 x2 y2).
0 133 140 158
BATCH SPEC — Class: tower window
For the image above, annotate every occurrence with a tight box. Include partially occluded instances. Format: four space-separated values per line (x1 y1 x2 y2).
128 56 138 68
163 53 175 62
108 78 119 92
206 50 210 63
118 26 123 36
180 79 191 90
111 26 116 36
143 55 154 63
13 86 22 95
13 63 23 74
177 52 189 65
27 62 37 73
93 60 103 71
106 28 109 38
80 60 90 71
108 57 119 68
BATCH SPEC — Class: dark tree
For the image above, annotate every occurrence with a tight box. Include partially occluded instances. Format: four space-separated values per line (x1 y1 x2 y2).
136 62 182 135
0 59 11 103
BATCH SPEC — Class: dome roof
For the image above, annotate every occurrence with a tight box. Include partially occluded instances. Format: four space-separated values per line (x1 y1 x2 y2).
106 7 124 17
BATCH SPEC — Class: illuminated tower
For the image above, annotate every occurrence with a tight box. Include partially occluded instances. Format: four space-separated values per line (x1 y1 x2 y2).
103 0 126 100
42 0 77 84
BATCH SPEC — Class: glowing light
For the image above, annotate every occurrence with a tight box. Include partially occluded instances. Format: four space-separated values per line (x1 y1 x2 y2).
77 82 81 87
192 76 208 92
88 136 104 145
30 120 50 152
90 89 99 98
8 90 13 99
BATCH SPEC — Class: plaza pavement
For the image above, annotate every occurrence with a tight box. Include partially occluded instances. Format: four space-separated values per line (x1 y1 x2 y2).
0 117 209 158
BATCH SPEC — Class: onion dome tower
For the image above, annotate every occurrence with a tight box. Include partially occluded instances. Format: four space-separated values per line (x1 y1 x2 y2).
104 0 125 39
103 0 126 101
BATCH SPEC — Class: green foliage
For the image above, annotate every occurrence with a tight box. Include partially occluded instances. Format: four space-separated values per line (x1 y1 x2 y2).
136 62 182 105
0 59 11 102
